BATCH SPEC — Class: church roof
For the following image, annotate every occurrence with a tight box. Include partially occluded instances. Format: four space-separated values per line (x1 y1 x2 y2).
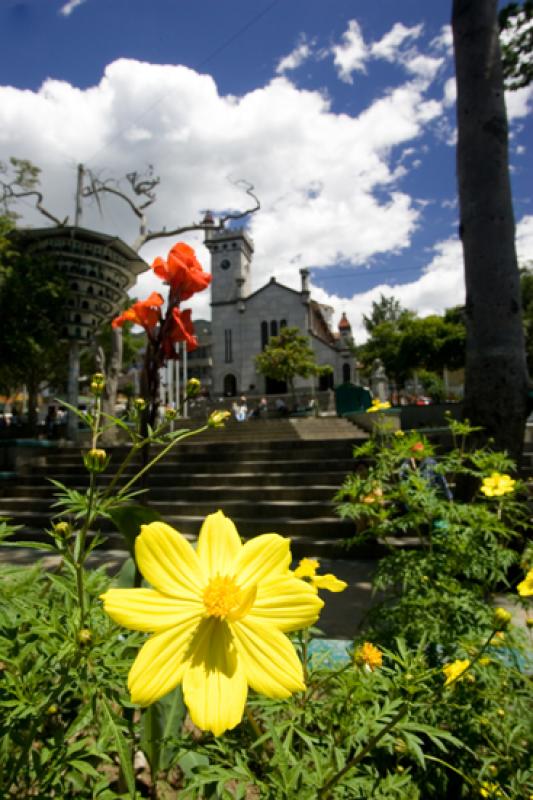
309 301 337 346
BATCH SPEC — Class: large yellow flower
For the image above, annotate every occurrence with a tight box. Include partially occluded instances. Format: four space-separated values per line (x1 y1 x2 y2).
480 472 516 497
101 512 323 736
366 398 391 413
517 567 533 597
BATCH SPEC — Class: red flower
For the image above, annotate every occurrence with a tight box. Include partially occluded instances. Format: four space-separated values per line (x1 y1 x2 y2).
162 307 198 358
112 292 164 333
152 242 211 300
411 442 425 456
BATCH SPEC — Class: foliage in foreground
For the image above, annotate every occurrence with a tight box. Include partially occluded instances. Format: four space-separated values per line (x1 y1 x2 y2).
0 402 531 797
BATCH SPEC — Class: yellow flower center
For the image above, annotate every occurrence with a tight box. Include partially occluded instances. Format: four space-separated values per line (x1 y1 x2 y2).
203 576 247 620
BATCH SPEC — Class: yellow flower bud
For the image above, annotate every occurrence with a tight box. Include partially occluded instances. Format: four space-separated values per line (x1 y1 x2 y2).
525 617 533 629
208 410 231 428
164 406 177 420
53 521 71 539
47 704 58 715
77 628 92 646
134 397 146 412
493 607 512 629
90 372 105 395
83 448 109 473
186 377 201 396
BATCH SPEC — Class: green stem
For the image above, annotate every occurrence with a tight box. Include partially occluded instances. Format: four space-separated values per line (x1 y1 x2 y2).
318 703 409 799
75 470 96 628
116 424 208 499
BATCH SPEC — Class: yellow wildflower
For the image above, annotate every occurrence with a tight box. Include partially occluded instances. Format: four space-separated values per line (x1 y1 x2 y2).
367 398 391 413
443 658 470 686
294 557 347 593
480 781 503 797
480 472 516 497
394 429 405 437
83 448 109 473
208 410 231 428
517 567 533 597
101 511 323 736
493 607 512 628
354 641 383 672
186 377 201 396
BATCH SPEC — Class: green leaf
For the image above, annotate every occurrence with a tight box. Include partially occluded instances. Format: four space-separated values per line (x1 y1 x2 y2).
100 696 136 799
140 685 186 774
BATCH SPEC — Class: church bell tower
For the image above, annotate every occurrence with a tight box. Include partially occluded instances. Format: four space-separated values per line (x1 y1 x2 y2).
204 226 254 305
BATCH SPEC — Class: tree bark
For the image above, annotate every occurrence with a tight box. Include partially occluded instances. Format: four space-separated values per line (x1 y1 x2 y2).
452 0 529 462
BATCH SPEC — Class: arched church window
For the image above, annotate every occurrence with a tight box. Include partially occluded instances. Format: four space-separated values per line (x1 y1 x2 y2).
261 321 268 349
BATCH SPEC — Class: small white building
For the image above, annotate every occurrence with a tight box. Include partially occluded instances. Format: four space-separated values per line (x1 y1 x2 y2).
205 226 357 397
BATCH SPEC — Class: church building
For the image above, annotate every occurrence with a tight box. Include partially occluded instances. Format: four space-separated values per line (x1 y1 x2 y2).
204 226 356 397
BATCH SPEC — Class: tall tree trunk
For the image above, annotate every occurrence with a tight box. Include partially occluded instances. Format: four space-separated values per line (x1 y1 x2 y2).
452 0 529 462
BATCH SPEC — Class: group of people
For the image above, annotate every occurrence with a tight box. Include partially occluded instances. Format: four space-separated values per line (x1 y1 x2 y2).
232 396 269 422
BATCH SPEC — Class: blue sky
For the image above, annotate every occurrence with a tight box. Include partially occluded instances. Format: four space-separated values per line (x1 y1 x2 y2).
1 0 532 340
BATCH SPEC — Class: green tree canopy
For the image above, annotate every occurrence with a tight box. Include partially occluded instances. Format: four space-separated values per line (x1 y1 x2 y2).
0 220 71 429
362 294 412 334
357 302 466 384
255 327 332 402
499 1 533 90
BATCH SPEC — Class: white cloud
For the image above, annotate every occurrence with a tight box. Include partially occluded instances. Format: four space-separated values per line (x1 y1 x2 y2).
331 20 368 83
275 37 313 74
370 22 423 61
59 0 87 17
430 25 453 55
505 84 533 119
0 57 447 324
311 214 533 343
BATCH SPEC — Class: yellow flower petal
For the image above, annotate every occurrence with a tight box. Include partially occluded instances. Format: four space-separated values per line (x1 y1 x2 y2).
236 533 291 588
247 574 323 632
196 510 242 578
182 618 248 736
232 618 305 697
294 558 320 579
135 521 206 598
101 588 201 632
517 568 533 597
312 574 348 593
128 615 202 706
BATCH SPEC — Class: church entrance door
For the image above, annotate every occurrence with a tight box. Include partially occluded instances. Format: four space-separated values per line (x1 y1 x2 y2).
223 374 237 396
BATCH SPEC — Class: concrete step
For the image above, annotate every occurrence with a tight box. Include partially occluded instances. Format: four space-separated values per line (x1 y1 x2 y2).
3 484 338 502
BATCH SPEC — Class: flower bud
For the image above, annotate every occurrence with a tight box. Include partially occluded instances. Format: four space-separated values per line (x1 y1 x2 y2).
208 410 231 428
493 607 512 629
83 448 109 473
133 397 146 412
90 372 105 395
186 377 201 397
53 521 72 540
47 704 59 715
526 617 533 629
77 628 92 646
164 406 177 420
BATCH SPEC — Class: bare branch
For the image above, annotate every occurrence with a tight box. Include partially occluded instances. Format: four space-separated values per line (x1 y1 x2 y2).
0 184 68 226
82 182 146 221
134 179 261 252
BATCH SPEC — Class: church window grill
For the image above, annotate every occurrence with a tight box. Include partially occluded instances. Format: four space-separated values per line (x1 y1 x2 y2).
224 329 233 363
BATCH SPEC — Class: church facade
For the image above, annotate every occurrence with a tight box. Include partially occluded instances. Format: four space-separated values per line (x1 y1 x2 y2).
204 227 357 398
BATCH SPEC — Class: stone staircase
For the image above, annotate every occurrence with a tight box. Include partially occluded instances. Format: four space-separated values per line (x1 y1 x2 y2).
0 418 368 558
